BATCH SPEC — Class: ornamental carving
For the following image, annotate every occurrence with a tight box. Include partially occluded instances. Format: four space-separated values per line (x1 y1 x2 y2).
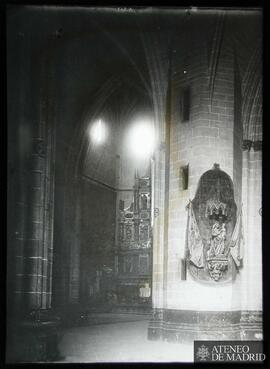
115 173 152 307
117 175 152 250
186 164 244 283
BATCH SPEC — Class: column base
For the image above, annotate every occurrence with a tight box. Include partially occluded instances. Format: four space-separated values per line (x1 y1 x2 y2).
148 309 263 343
6 309 63 363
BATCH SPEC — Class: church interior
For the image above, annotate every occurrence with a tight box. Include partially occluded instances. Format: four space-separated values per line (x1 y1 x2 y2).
6 6 263 362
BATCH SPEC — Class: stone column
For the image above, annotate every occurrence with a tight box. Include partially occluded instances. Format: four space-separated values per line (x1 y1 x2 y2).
142 31 171 339
8 30 32 315
239 147 262 338
149 19 262 343
10 41 56 314
7 26 58 361
68 182 82 304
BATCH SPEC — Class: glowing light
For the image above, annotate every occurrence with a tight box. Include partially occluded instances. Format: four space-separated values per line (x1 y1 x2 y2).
128 119 155 159
90 119 107 144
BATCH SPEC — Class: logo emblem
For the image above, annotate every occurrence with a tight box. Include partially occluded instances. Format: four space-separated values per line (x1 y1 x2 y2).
196 345 210 361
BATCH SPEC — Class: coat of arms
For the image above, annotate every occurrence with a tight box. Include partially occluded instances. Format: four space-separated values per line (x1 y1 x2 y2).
185 164 244 283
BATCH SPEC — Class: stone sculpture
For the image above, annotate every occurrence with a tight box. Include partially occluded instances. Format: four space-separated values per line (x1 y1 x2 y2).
186 164 243 283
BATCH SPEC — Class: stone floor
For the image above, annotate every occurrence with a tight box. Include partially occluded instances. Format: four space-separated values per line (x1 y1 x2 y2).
57 314 194 362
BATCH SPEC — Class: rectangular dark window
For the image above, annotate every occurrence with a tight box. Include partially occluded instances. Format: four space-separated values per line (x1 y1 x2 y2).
181 258 187 280
180 164 189 190
182 87 190 122
119 199 125 211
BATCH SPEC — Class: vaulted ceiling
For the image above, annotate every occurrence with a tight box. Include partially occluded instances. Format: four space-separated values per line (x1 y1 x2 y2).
7 6 262 187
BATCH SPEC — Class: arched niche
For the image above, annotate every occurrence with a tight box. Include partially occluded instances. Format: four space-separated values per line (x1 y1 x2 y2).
187 163 242 284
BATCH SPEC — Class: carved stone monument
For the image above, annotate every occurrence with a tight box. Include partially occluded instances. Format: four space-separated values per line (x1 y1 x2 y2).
186 164 244 283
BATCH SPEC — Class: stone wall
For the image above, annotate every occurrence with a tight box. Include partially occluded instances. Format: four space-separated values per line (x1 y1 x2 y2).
166 23 236 311
149 10 262 341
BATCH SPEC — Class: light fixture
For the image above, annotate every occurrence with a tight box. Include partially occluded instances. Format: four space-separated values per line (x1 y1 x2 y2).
127 118 155 159
90 119 107 144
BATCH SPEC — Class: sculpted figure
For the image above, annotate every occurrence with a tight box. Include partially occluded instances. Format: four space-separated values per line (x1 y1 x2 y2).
207 218 226 258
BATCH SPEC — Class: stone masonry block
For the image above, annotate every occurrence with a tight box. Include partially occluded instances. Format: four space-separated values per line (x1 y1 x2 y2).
192 119 211 127
211 106 227 114
31 171 41 188
24 257 43 275
193 126 219 138
25 221 43 240
24 239 41 257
